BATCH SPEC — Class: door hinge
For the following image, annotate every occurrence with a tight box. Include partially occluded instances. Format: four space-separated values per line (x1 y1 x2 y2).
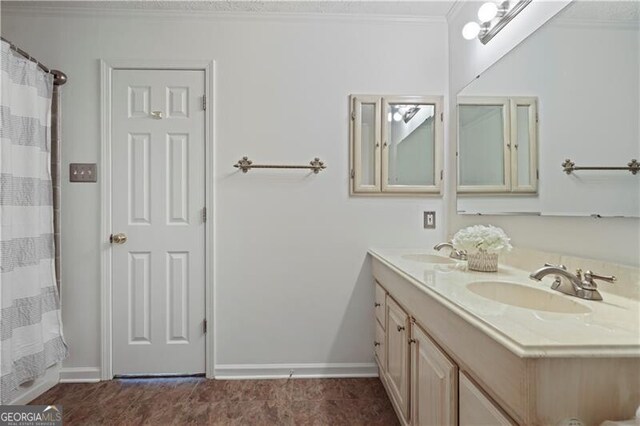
350 169 355 179
536 169 539 180
440 112 444 122
351 110 356 121
203 319 207 334
202 94 207 111
202 207 207 223
440 170 444 180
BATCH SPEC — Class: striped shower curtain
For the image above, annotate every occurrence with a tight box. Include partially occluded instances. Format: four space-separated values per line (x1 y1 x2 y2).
0 40 67 404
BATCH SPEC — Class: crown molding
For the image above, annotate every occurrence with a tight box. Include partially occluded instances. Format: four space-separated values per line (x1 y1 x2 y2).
552 16 639 30
445 0 465 23
0 4 448 24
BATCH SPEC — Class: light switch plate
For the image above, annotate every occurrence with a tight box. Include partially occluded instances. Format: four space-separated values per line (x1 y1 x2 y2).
69 163 97 183
424 211 436 229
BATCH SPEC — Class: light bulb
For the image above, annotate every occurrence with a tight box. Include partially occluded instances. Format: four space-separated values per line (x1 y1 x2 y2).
393 112 402 122
478 2 498 23
462 22 481 40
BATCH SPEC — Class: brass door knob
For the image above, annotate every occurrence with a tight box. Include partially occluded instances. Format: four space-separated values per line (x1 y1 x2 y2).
110 233 127 244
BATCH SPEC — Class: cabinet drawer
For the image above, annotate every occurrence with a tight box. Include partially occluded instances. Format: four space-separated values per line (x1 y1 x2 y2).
459 372 516 426
375 320 386 371
375 281 386 329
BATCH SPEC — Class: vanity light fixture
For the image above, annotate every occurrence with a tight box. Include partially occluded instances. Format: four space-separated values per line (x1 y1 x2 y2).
462 0 532 44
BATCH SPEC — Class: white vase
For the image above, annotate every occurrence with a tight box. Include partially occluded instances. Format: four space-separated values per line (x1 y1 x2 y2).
468 249 499 272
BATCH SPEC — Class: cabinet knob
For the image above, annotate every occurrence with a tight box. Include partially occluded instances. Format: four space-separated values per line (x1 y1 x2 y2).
397 325 405 332
374 341 380 347
409 338 417 344
374 302 381 307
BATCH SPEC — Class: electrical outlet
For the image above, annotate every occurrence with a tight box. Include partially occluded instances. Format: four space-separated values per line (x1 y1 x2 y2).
69 163 97 183
424 211 436 229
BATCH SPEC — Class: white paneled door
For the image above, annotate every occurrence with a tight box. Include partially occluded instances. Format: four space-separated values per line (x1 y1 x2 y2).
111 69 206 375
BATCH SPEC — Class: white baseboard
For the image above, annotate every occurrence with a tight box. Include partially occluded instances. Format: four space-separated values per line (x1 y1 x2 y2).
10 364 60 405
59 367 101 383
214 362 378 379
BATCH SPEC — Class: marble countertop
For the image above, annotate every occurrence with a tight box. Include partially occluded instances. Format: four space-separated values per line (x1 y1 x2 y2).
369 248 640 358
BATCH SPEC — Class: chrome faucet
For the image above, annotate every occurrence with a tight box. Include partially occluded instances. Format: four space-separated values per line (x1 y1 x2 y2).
433 242 467 261
529 263 616 301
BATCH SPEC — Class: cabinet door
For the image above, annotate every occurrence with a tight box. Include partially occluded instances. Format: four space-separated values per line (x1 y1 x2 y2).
386 297 410 420
350 95 381 194
459 372 516 426
410 323 457 426
381 96 444 194
375 320 386 372
457 97 511 193
375 281 386 329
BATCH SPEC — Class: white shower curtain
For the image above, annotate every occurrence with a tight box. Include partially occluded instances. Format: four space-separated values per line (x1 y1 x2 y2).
0 40 67 404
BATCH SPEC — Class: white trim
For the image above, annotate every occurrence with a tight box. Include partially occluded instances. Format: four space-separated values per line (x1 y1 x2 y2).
444 0 465 23
1 5 447 24
214 363 378 380
59 367 102 383
100 59 215 380
9 365 60 405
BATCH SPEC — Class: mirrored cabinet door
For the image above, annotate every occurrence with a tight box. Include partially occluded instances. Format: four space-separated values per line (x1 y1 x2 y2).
510 98 538 193
351 95 381 193
457 98 511 193
381 96 443 193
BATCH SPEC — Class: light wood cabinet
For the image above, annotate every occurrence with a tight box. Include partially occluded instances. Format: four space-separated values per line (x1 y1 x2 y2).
459 372 516 426
386 296 411 422
375 320 386 371
410 322 457 426
375 281 386 329
373 256 640 425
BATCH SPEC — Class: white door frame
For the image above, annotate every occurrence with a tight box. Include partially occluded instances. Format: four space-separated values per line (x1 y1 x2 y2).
100 59 215 379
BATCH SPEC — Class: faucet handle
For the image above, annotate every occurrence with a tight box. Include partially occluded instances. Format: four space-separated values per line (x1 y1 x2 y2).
584 270 616 284
544 263 566 270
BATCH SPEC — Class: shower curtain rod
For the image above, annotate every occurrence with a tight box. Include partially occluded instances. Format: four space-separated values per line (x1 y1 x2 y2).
1 36 67 85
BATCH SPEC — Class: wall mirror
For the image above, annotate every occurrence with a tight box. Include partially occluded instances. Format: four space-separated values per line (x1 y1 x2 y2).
350 95 444 195
456 0 640 217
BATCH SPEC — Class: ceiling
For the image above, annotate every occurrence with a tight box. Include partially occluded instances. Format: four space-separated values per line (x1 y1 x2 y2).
3 0 458 17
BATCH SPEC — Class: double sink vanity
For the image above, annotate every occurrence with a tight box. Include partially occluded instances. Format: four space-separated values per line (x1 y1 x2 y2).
369 248 640 425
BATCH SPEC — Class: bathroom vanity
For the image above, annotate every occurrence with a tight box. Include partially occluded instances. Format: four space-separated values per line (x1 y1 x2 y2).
369 249 640 425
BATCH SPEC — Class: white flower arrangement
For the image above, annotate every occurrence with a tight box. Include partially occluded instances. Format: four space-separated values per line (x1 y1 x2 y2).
452 225 513 255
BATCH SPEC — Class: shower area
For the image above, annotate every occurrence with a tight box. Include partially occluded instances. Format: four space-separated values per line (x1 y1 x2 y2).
0 37 68 404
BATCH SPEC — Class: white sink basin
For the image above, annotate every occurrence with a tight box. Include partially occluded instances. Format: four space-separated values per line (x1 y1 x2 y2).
466 281 592 314
401 254 455 264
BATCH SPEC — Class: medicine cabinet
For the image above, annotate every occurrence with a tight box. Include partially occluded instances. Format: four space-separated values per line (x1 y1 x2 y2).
457 97 538 194
350 95 444 195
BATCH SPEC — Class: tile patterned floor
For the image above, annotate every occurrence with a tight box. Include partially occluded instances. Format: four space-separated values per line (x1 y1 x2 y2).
30 377 400 425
